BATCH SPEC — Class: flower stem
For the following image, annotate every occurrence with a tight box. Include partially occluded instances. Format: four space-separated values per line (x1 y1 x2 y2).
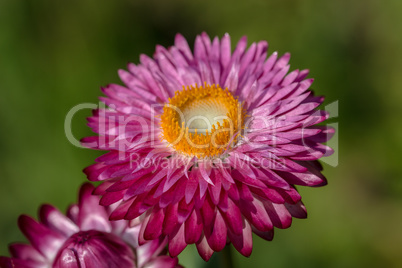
221 245 234 268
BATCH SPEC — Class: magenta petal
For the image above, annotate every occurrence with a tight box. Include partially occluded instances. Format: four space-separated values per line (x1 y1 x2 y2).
205 210 227 252
223 60 240 94
100 190 126 206
144 207 165 240
185 177 198 204
136 237 167 267
227 184 240 201
125 194 150 220
0 257 36 268
274 53 291 70
168 224 187 257
198 162 213 185
198 177 209 199
281 69 299 87
145 255 178 268
239 42 257 76
220 33 231 69
218 191 229 211
18 215 65 260
285 201 307 219
177 198 194 224
83 163 108 181
231 169 265 189
237 182 254 202
67 204 79 223
200 196 216 235
251 187 286 204
109 199 133 221
276 170 326 186
162 203 179 236
252 227 274 241
228 219 253 257
252 167 290 190
295 69 309 82
77 184 111 232
271 64 290 86
222 199 243 235
138 213 152 245
184 210 203 244
93 181 114 195
277 187 301 204
264 202 292 229
175 33 193 61
39 204 79 237
208 170 222 205
8 244 45 263
262 51 278 74
239 198 273 232
194 188 207 210
196 234 214 261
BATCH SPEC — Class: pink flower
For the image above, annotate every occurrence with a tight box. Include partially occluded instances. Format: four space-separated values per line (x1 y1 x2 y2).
82 33 334 261
0 184 178 268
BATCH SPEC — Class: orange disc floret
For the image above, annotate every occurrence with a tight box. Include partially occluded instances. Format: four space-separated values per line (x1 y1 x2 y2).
160 83 247 158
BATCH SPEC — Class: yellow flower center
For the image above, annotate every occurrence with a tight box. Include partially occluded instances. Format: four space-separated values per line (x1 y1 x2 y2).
161 83 246 158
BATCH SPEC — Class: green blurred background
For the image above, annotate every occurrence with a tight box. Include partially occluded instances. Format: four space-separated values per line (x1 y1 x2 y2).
1 0 401 267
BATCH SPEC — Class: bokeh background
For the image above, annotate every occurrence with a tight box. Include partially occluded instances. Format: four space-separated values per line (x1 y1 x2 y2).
1 0 402 267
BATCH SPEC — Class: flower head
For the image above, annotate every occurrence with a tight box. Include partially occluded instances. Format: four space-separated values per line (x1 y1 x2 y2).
82 33 334 260
0 184 178 268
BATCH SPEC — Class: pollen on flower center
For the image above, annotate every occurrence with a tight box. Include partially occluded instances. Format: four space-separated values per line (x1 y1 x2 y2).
161 83 246 158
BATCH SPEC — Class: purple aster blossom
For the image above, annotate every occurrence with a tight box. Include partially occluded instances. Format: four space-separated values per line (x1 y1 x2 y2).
0 184 179 268
82 32 334 261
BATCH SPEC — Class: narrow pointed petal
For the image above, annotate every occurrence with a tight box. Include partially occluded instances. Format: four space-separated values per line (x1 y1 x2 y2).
196 234 214 261
228 220 253 257
184 210 203 244
205 210 227 252
18 216 65 260
168 224 187 257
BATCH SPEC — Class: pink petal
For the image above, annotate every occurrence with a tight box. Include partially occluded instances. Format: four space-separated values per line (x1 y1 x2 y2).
145 256 179 268
222 199 243 235
39 205 78 237
77 184 111 232
205 210 227 252
227 219 253 257
8 244 45 263
196 234 214 261
162 203 179 236
175 33 193 61
144 207 165 240
184 209 203 244
168 224 187 257
220 33 231 70
285 201 307 219
239 198 273 232
264 202 292 229
18 215 65 260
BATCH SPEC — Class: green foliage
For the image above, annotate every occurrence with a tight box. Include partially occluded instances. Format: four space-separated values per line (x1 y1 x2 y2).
1 0 401 267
